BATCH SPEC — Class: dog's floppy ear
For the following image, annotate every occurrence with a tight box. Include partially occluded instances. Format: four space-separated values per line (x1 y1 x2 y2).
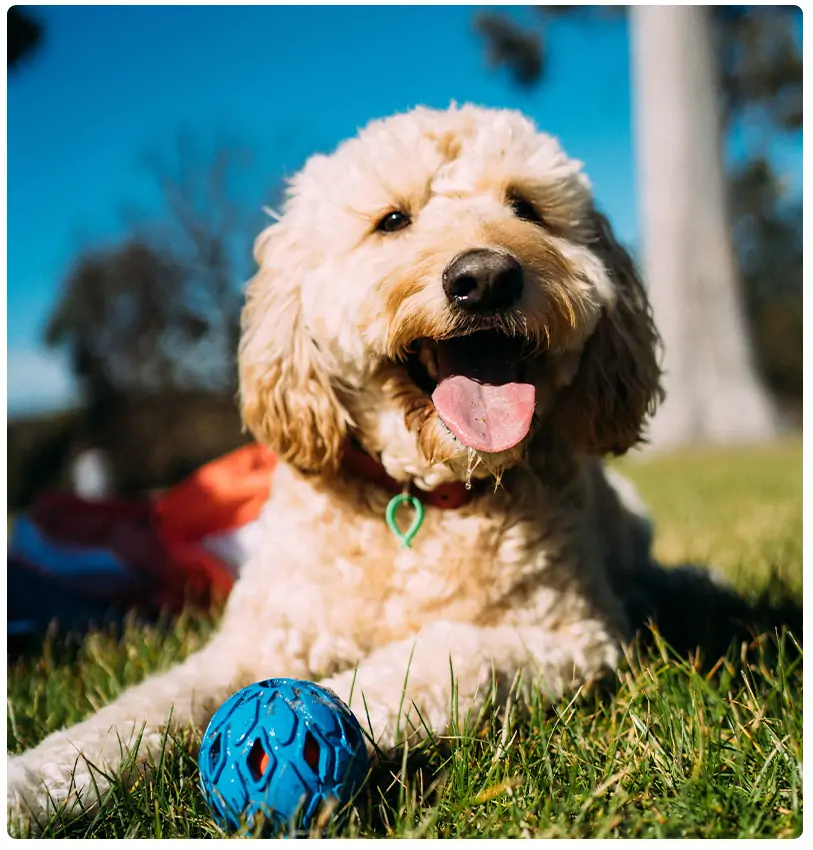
239 222 349 476
551 211 664 455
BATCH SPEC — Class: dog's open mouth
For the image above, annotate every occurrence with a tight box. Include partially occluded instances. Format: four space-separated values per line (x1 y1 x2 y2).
405 330 538 454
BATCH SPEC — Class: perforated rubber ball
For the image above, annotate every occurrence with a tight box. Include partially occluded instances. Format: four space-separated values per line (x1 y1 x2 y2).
198 678 369 833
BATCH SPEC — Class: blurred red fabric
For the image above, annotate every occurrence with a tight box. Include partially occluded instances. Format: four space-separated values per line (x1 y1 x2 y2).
17 444 277 615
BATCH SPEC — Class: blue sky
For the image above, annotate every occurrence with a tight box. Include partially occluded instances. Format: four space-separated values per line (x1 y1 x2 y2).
5 5 802 415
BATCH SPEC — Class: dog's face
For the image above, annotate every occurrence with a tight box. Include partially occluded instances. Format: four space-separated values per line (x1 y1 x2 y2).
240 106 663 488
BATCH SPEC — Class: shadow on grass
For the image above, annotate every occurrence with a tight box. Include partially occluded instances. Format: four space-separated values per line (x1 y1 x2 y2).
6 601 222 664
625 562 802 666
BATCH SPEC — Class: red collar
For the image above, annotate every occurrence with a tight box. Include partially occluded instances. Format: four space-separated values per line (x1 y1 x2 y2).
343 441 475 509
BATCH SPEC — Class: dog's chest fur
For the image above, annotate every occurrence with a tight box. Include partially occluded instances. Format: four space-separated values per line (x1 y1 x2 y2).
228 464 584 677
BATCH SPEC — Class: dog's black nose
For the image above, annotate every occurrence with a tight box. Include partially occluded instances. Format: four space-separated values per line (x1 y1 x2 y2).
442 250 524 312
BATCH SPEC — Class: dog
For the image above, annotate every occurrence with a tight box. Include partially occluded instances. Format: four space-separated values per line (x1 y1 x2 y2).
8 104 665 833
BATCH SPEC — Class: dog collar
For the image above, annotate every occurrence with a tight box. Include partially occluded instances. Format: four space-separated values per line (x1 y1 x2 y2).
343 441 475 511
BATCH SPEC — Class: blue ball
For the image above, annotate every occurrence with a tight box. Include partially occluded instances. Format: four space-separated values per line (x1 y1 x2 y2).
198 678 369 834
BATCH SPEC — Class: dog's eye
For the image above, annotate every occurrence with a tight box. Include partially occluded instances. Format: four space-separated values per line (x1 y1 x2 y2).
375 210 411 234
508 193 543 225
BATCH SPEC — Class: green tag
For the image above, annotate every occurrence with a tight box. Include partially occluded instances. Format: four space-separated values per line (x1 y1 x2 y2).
385 492 424 548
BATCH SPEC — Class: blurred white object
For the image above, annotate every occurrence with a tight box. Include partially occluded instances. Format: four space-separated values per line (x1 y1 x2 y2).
71 448 114 500
200 520 263 578
631 6 778 448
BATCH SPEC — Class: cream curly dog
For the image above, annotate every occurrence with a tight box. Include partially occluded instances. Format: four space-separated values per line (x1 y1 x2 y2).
8 104 665 832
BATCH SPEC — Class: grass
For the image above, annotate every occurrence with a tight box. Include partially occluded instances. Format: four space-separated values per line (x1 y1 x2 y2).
7 440 802 838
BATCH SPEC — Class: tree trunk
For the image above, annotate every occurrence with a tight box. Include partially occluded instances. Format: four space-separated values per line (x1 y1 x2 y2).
630 6 778 448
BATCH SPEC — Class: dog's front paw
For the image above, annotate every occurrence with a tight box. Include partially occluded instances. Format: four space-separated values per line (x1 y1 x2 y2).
7 750 97 836
7 753 50 836
320 669 451 756
319 671 400 754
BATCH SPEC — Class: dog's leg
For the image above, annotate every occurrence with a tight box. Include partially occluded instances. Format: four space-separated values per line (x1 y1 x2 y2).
7 618 309 836
320 619 621 753
7 635 237 834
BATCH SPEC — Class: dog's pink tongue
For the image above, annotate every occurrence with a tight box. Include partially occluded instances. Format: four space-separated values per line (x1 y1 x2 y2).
431 336 536 454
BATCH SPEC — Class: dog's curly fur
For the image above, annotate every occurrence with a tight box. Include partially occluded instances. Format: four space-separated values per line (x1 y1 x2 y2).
8 105 666 832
